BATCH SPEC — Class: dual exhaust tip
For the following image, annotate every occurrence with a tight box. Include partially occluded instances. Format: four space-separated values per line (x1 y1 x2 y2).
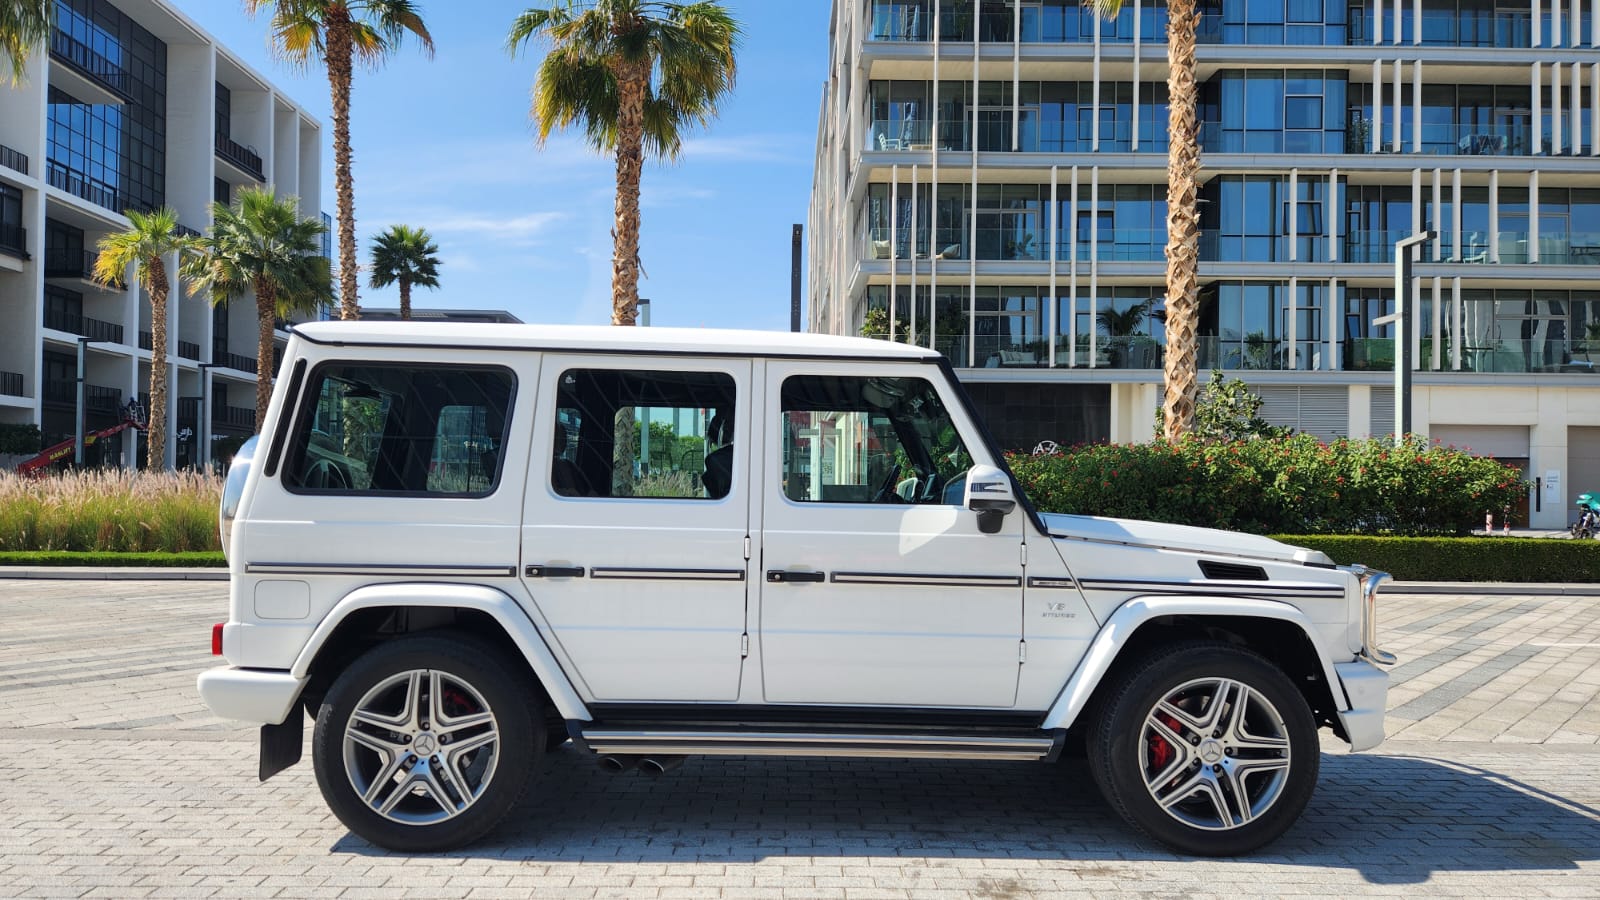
598 754 685 776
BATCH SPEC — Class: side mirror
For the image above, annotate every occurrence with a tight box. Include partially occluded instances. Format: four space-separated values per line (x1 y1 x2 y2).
963 464 1016 534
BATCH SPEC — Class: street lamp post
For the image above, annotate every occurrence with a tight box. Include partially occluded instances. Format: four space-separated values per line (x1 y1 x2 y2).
73 336 96 467
1373 230 1436 447
197 362 219 472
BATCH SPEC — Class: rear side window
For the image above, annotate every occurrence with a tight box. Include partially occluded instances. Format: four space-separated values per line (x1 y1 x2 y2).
283 363 515 496
552 368 736 500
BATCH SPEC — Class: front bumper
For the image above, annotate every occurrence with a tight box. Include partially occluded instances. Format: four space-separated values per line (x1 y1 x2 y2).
197 666 306 725
1334 659 1390 751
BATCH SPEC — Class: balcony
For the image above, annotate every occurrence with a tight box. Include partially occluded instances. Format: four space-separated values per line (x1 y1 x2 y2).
44 246 123 286
0 143 27 176
0 223 26 259
211 403 255 429
1347 9 1532 47
178 340 200 360
214 133 264 182
213 349 258 375
43 307 123 343
48 28 131 104
1349 121 1533 157
42 380 121 412
0 371 23 397
46 160 122 213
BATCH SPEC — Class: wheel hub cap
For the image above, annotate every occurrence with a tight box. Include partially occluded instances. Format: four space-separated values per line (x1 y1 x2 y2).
413 732 438 755
1198 739 1224 764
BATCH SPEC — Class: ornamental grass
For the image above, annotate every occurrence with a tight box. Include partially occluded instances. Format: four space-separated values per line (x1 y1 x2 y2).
0 469 222 552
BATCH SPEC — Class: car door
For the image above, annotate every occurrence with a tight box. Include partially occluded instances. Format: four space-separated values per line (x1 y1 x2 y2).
757 362 1024 708
518 356 752 702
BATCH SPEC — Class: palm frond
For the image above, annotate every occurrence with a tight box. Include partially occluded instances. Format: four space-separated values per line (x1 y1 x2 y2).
0 0 53 85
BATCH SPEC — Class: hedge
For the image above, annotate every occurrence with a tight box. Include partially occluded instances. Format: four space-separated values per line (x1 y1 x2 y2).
1271 535 1600 582
0 551 227 567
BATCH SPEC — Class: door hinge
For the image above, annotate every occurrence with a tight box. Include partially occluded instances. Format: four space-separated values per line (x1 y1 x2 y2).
1020 543 1028 567
741 633 750 657
744 536 751 560
1019 640 1027 663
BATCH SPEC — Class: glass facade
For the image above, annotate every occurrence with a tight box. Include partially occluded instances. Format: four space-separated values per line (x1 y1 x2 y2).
46 0 167 214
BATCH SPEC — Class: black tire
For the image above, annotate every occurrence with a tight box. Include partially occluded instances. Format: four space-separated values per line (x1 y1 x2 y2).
1086 642 1319 856
312 632 543 851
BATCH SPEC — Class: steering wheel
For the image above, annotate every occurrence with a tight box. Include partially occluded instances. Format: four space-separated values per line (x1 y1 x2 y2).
870 465 909 503
305 458 351 490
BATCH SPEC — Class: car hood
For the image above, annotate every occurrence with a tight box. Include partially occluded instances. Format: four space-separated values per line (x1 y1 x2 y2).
1039 512 1333 566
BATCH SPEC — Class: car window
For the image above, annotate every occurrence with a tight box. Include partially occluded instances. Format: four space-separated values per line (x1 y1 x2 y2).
283 363 514 496
552 368 736 500
780 374 973 504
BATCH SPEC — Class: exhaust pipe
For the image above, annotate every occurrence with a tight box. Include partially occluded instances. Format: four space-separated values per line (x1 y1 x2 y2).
637 755 685 775
597 755 640 774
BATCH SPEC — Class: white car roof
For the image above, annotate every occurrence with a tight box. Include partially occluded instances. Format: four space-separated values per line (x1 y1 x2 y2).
291 321 941 361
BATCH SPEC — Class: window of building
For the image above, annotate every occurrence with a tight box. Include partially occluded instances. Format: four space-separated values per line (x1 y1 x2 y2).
780 375 972 505
551 368 735 500
0 183 23 255
284 363 515 495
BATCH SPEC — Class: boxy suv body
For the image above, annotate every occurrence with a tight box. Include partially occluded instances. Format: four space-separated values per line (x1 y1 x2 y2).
199 322 1393 856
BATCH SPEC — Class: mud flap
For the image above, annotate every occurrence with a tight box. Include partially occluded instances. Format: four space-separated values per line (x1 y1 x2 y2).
259 712 304 781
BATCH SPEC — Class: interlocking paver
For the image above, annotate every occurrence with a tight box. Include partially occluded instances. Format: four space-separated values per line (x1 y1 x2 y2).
3 582 1600 897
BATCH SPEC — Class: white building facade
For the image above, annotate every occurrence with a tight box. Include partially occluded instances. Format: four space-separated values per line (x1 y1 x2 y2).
0 0 322 470
809 0 1600 528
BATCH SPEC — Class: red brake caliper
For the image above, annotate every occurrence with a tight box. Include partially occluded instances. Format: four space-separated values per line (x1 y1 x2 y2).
1148 713 1181 774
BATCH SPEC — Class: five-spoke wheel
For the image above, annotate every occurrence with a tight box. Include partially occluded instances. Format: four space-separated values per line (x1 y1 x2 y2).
312 633 541 851
1088 643 1318 856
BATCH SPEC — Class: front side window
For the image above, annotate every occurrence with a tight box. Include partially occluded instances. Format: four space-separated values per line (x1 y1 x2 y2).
781 375 974 504
284 363 514 495
552 368 736 500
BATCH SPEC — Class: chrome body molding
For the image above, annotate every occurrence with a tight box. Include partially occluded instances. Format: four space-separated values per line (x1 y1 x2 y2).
1341 564 1398 666
587 567 746 582
1076 578 1345 600
829 572 1023 588
245 562 518 578
1026 577 1080 590
579 729 1058 761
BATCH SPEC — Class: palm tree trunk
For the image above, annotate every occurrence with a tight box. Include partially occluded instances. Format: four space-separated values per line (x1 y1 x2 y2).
147 257 168 470
610 62 650 327
326 10 360 322
399 279 411 320
1161 0 1201 441
254 279 277 433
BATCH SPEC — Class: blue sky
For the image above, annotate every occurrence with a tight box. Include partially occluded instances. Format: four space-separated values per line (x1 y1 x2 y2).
175 0 829 330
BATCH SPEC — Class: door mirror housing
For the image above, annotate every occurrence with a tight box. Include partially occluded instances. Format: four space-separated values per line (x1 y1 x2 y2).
963 464 1017 534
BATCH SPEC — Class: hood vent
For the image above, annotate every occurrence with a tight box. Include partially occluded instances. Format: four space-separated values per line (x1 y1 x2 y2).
1198 560 1269 581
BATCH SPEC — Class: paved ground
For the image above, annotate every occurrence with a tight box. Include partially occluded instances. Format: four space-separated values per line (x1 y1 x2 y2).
1 582 1598 898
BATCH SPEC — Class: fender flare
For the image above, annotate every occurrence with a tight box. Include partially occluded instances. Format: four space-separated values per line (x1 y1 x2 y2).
289 582 591 722
1040 595 1349 731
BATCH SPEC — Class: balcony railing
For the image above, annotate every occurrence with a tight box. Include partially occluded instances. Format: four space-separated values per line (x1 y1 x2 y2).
42 380 121 411
0 143 27 176
0 371 23 397
49 28 130 97
213 350 258 375
43 307 123 343
0 223 25 258
173 223 202 239
43 247 120 285
212 403 255 429
868 118 1171 155
1347 9 1533 47
214 133 264 181
46 159 122 213
179 340 200 360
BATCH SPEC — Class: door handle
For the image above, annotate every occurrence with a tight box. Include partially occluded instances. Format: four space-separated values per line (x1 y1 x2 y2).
767 570 826 584
525 565 586 578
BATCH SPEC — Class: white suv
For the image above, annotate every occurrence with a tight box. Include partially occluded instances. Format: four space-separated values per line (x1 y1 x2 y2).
199 322 1393 856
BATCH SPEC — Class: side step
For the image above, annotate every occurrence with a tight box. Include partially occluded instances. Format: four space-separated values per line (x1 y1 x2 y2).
578 728 1061 761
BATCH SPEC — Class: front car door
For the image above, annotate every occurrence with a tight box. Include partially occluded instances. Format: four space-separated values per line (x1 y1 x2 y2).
518 356 752 702
757 363 1024 708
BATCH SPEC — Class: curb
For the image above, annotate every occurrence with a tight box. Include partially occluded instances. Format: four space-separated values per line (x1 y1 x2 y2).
0 567 228 581
1387 581 1600 596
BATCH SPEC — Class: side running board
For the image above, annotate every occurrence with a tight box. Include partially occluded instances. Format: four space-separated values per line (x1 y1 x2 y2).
577 728 1061 761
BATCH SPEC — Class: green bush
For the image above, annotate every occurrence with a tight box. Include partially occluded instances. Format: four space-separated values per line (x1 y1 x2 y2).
1273 535 1600 582
1009 434 1526 536
0 470 222 552
0 550 226 567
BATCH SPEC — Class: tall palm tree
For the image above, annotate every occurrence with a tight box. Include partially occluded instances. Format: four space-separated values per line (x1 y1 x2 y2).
1 0 51 84
368 224 440 320
93 209 199 471
182 187 333 431
1092 0 1200 439
243 0 433 322
507 1 739 326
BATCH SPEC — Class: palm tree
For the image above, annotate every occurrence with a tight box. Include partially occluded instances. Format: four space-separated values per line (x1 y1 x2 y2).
244 0 433 322
182 187 333 431
1092 0 1200 438
94 209 200 471
507 1 739 326
368 224 440 320
1 0 51 84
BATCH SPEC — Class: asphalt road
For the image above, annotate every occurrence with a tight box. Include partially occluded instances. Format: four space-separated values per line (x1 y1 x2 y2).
1 580 1597 898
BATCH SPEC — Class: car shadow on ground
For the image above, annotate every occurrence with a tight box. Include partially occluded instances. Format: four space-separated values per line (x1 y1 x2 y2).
334 748 1600 882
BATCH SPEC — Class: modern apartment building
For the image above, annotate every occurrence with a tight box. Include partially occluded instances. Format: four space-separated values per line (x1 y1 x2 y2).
0 0 322 470
808 0 1600 527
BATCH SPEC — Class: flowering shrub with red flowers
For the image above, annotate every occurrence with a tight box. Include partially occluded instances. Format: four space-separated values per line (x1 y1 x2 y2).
1007 434 1527 536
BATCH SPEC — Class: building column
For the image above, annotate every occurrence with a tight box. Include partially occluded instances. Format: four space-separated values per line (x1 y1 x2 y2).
1531 389 1570 528
1349 384 1373 439
1048 165 1059 366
